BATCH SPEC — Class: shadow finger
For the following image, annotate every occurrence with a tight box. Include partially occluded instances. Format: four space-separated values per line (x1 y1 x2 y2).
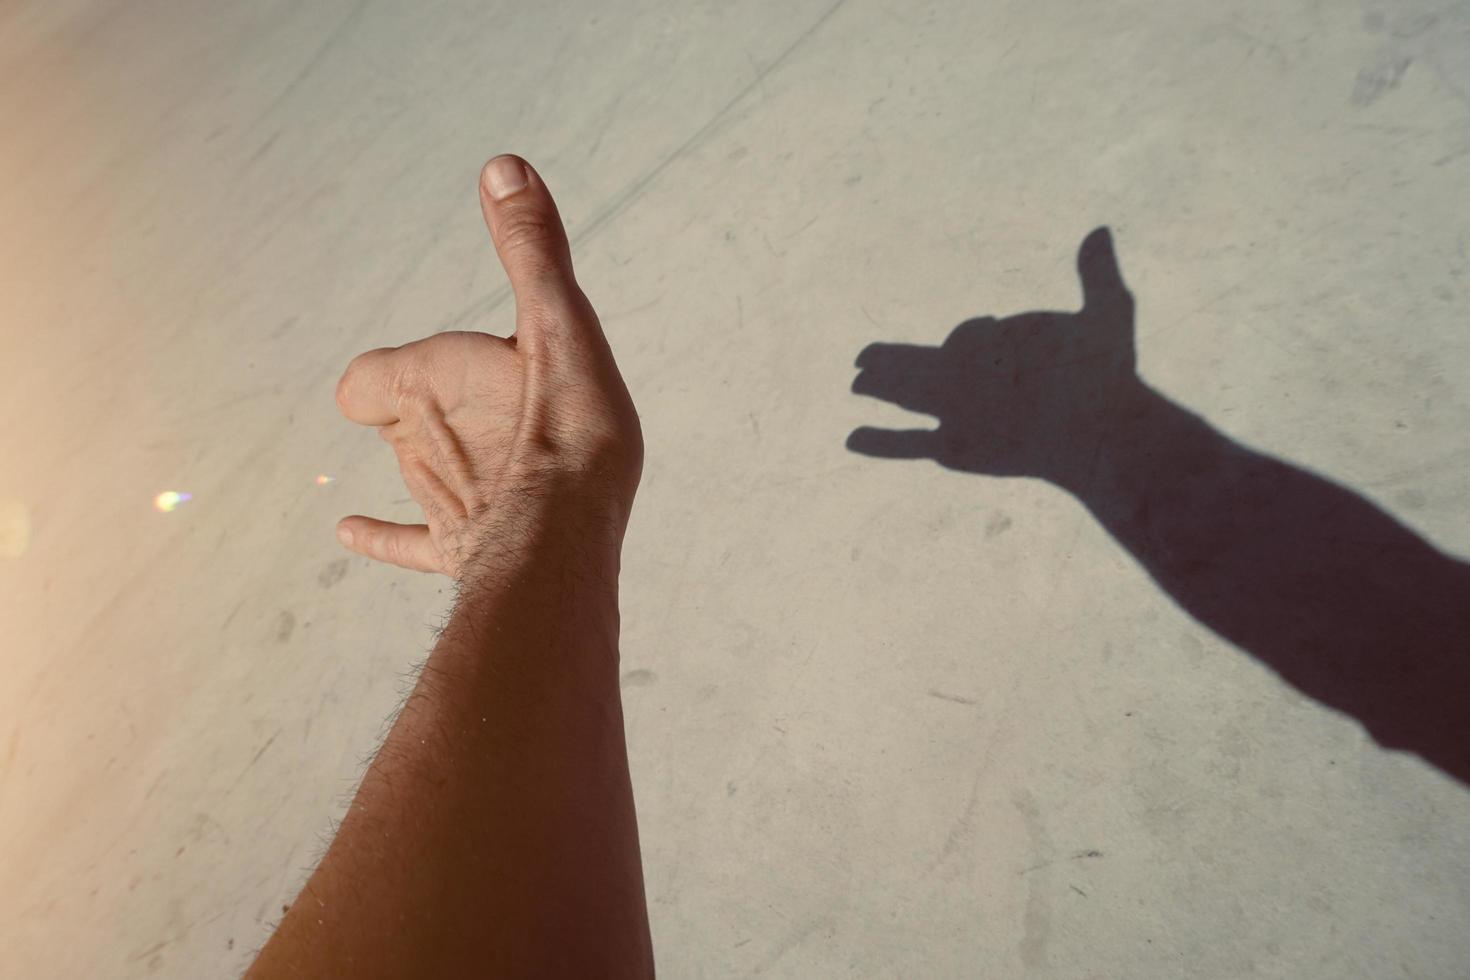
846 425 940 459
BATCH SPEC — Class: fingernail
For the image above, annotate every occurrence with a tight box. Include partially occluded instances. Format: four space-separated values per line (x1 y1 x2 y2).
337 524 354 547
483 155 528 201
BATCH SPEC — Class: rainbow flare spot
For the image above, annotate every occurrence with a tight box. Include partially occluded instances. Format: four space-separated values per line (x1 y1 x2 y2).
153 490 193 513
315 474 335 486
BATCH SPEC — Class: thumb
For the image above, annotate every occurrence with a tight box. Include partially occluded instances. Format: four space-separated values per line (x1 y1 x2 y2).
1077 226 1131 313
478 155 582 325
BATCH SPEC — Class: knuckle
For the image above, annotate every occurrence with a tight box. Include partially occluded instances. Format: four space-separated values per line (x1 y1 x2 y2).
377 531 402 565
582 417 642 466
499 206 554 246
498 209 563 266
560 413 643 487
393 384 435 418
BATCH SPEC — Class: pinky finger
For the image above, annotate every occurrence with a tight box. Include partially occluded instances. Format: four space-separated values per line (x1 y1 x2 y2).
336 516 442 574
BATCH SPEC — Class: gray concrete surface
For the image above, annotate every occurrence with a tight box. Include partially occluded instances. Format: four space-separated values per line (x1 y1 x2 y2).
3 0 1470 976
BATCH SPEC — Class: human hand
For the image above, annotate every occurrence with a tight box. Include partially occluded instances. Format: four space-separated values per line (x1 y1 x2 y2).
332 155 642 579
847 227 1140 485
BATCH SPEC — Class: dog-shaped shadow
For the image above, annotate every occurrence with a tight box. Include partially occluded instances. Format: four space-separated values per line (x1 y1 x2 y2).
849 228 1470 786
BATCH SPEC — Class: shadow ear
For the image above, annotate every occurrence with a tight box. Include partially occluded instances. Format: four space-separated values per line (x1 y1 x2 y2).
1077 227 1131 312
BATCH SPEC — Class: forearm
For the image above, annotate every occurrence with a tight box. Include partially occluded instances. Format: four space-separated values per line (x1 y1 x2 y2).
249 517 652 978
1071 383 1439 649
1073 383 1353 647
1067 383 1470 776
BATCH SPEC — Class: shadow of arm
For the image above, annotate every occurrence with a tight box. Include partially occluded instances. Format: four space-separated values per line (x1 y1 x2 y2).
1072 384 1470 783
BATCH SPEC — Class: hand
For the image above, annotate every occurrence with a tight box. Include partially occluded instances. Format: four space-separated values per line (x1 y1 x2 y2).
332 155 643 578
848 227 1140 485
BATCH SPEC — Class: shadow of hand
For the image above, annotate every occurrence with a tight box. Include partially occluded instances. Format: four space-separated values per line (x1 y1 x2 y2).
849 228 1139 484
846 227 1470 786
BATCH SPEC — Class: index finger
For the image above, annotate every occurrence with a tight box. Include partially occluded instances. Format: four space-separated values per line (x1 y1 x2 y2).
334 346 402 425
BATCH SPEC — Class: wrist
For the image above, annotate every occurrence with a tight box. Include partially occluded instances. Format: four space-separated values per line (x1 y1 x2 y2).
1054 382 1208 497
429 505 623 692
463 467 627 564
1050 381 1171 494
455 484 623 610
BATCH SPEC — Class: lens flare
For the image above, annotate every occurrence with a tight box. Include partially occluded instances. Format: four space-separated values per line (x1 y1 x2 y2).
153 490 193 513
315 474 335 486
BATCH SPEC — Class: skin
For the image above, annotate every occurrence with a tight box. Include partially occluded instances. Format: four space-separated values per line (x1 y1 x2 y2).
247 155 653 978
